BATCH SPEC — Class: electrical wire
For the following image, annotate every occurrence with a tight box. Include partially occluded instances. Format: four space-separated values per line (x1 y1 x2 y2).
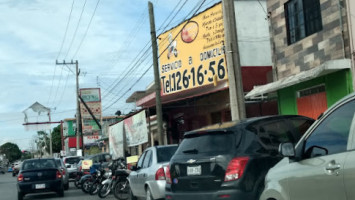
71 0 101 59
64 0 87 59
103 0 208 112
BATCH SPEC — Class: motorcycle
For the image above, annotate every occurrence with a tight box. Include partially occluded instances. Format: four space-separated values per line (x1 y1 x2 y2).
98 158 130 199
81 163 102 193
89 168 109 195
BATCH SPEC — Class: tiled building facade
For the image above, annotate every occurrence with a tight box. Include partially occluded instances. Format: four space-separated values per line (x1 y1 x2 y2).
246 0 354 119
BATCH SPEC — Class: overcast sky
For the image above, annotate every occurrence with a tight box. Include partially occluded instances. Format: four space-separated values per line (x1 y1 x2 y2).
0 0 220 150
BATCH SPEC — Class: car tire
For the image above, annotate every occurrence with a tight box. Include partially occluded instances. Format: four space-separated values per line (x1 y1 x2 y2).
17 192 24 200
64 182 69 190
57 185 64 197
146 188 154 200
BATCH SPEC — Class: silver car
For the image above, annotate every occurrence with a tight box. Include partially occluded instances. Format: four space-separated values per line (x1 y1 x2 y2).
62 156 82 180
129 145 178 200
55 158 69 190
260 92 355 200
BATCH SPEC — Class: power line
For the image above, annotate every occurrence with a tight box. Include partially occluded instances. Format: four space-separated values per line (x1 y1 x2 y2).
57 0 75 60
48 0 75 106
71 0 101 59
101 0 189 102
103 0 208 112
64 0 87 59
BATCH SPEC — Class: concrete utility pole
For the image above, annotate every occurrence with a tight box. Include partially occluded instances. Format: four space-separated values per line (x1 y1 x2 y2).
56 60 82 154
222 0 246 120
148 1 165 145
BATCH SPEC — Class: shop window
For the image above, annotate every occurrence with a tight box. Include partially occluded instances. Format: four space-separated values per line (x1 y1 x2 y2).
285 0 322 44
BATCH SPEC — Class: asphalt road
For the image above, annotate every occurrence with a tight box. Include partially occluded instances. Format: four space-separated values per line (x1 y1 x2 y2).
0 172 117 200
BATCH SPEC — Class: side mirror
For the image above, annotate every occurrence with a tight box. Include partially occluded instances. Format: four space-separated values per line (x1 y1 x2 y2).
65 164 71 168
279 142 295 157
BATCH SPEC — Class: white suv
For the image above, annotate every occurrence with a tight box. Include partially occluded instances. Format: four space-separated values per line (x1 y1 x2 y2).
62 156 83 179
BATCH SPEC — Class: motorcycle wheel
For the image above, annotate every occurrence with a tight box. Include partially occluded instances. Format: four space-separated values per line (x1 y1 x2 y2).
98 183 111 198
89 182 100 195
114 181 130 200
81 179 92 193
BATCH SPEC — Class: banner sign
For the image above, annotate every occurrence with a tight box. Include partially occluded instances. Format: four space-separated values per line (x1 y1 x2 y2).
80 88 102 120
83 135 101 145
80 88 101 102
82 119 101 135
109 122 125 159
158 3 226 95
124 110 148 147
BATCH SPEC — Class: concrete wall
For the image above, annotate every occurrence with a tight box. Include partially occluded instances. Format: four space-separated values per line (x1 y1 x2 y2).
267 0 351 79
235 0 273 66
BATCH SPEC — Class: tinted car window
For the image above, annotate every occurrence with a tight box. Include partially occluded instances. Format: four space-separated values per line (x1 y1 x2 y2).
304 99 355 157
55 159 63 167
289 118 314 141
157 146 178 163
176 132 234 155
23 159 56 170
65 157 81 164
142 150 152 168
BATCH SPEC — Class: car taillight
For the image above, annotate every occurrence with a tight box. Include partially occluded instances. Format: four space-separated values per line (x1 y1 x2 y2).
165 165 172 184
155 167 166 180
56 170 62 179
224 157 249 182
17 173 24 182
61 168 66 175
79 166 82 172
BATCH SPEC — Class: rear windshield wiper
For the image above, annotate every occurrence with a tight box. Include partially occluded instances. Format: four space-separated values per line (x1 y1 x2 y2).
182 148 198 154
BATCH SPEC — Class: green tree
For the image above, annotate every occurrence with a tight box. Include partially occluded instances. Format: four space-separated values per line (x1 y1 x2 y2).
51 125 62 153
0 142 22 163
37 131 50 153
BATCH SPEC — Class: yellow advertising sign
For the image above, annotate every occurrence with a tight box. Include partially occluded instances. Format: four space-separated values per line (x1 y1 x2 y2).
158 3 226 95
81 159 93 170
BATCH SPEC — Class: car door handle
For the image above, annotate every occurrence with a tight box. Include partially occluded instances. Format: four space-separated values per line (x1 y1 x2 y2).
326 164 341 171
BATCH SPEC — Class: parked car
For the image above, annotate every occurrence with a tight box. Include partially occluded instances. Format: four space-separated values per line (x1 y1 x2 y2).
129 145 178 200
12 162 23 177
17 158 65 200
55 158 69 190
62 156 82 179
165 115 314 200
260 93 355 200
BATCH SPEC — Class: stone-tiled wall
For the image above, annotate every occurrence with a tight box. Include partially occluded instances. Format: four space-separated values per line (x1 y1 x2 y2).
267 0 351 79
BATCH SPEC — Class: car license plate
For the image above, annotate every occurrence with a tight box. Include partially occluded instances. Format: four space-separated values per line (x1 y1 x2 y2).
35 184 45 189
187 165 201 176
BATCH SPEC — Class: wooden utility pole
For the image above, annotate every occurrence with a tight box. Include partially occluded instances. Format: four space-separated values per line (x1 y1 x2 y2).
56 60 82 155
148 1 164 145
222 0 246 120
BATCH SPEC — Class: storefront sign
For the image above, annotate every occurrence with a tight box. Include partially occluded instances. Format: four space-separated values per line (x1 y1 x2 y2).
83 135 101 145
109 121 125 159
158 3 226 95
124 110 148 147
80 88 101 102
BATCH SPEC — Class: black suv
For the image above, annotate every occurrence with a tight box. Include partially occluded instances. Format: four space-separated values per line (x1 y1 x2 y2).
165 115 314 200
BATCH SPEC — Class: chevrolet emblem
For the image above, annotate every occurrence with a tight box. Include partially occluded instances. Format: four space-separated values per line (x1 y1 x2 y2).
187 159 196 164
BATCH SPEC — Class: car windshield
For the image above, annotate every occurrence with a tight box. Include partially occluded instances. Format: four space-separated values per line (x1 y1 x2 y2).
176 132 234 155
156 146 178 163
22 159 56 170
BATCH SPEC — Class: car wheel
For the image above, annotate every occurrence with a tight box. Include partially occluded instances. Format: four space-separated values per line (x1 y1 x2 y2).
146 188 154 200
57 186 64 197
17 192 24 200
64 182 69 190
